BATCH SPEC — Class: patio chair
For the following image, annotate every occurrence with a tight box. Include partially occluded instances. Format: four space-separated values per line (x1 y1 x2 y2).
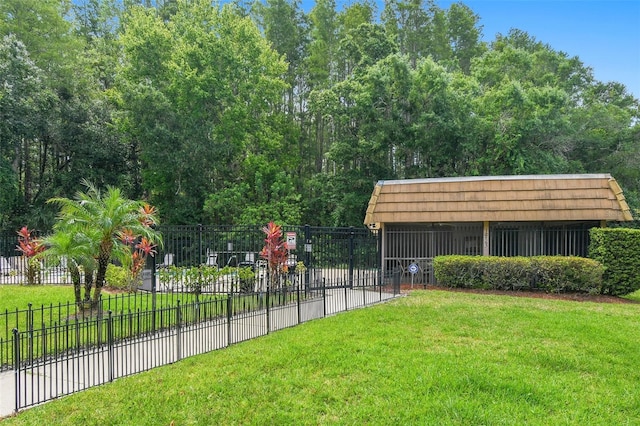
157 253 174 268
226 255 238 267
206 251 218 267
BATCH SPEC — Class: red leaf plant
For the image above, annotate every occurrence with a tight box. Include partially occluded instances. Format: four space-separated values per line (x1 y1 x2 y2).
259 222 289 284
16 226 45 258
120 230 157 286
118 229 137 246
139 203 157 227
136 237 157 257
16 226 45 285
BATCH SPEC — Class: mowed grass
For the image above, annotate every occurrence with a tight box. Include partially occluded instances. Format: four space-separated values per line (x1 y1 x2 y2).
0 285 222 333
3 290 640 425
624 288 640 302
0 285 73 314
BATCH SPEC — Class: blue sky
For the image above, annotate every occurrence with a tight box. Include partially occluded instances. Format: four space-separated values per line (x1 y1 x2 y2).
450 0 640 100
305 0 640 100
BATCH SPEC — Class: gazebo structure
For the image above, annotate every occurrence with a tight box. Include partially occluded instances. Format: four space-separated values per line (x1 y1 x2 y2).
364 174 633 284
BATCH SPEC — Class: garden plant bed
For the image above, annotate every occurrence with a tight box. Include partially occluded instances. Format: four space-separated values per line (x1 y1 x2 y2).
401 284 640 304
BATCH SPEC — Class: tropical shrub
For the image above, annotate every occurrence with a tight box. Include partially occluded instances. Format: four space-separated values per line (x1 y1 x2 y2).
46 180 162 309
158 265 255 293
105 264 130 291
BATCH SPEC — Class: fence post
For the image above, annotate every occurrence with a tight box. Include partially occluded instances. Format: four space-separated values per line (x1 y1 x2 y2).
176 300 182 362
344 283 348 312
296 282 301 325
107 311 114 382
362 271 367 306
322 279 327 318
27 304 33 365
348 227 354 289
151 249 157 333
266 283 271 334
226 294 232 347
198 224 203 265
12 328 19 413
304 225 311 292
378 228 383 300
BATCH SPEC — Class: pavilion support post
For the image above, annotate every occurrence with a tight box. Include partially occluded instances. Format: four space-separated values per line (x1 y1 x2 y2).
483 221 490 256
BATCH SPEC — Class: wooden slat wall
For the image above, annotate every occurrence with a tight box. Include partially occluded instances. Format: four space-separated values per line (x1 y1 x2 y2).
364 174 633 225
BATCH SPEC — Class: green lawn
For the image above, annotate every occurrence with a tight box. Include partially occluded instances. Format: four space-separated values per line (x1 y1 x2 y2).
0 285 73 313
623 288 640 302
3 289 639 425
0 285 299 368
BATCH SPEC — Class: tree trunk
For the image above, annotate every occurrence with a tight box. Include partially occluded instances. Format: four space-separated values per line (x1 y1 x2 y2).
71 264 82 307
92 246 111 308
83 269 93 302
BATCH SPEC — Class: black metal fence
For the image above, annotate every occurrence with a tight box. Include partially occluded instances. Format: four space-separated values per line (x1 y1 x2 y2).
1 225 380 288
0 225 398 413
383 222 596 285
10 277 398 412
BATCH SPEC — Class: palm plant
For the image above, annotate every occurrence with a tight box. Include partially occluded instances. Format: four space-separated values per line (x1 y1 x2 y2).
47 180 162 309
38 228 97 307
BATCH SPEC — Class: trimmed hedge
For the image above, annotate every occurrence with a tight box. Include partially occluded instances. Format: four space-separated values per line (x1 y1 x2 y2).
434 255 603 294
589 228 640 295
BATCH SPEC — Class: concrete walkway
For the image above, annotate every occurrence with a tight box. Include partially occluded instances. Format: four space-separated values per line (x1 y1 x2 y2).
0 370 15 418
0 287 399 418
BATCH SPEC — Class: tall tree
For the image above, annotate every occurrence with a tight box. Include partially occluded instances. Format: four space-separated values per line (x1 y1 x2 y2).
382 0 432 68
0 0 128 229
335 1 376 78
307 0 338 89
118 1 290 224
446 2 484 74
0 35 55 228
0 0 81 86
253 0 308 115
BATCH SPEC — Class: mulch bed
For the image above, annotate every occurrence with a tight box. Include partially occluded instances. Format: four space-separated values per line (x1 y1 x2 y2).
400 284 639 304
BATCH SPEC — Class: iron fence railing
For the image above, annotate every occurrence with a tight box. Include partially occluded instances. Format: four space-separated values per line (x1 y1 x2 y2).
10 276 399 412
383 222 595 285
0 225 379 286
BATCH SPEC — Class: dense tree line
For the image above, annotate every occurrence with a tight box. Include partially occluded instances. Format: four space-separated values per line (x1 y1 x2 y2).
1 0 638 229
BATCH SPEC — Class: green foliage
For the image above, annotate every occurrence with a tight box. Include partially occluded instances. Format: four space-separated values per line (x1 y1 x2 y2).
117 1 291 225
158 264 255 293
433 255 486 289
434 255 604 293
47 180 162 307
481 256 531 291
203 162 302 226
531 256 603 294
105 264 130 291
589 227 640 295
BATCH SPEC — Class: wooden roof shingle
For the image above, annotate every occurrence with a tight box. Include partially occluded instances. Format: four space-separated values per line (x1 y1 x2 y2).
364 174 633 226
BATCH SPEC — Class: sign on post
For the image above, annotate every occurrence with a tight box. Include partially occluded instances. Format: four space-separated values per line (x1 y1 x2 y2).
408 262 419 288
286 232 297 250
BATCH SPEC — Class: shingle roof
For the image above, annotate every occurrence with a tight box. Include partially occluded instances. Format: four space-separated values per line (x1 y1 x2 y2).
364 174 633 226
